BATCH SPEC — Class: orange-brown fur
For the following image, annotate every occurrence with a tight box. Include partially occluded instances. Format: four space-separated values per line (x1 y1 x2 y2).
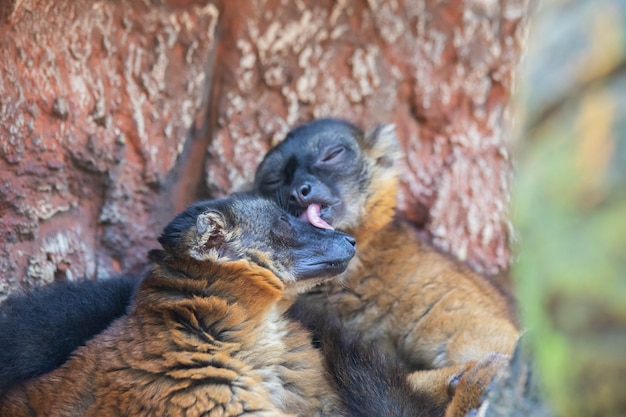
0 197 346 417
0 262 340 417
332 128 518 416
256 120 520 416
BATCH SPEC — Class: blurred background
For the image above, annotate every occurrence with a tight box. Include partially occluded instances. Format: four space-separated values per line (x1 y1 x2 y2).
513 1 626 416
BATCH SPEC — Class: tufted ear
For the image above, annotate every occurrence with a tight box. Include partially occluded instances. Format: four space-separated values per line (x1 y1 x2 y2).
189 210 227 260
363 124 400 168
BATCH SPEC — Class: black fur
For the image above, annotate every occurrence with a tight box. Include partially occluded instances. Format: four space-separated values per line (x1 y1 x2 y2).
290 300 447 417
0 275 140 394
255 118 369 225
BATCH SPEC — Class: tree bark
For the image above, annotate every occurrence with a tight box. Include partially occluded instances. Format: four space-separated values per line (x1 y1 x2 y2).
0 0 218 298
0 0 529 300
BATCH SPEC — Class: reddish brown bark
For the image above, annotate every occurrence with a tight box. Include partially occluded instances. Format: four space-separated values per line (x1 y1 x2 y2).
0 0 529 300
0 0 219 297
210 0 529 276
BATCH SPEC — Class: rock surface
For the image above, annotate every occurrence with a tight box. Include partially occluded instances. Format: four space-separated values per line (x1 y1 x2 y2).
0 0 219 297
0 0 529 300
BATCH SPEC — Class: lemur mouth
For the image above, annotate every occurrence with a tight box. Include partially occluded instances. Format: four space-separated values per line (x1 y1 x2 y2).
298 204 334 230
298 259 350 280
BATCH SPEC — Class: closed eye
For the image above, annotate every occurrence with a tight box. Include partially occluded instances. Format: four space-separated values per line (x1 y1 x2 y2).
262 176 282 188
320 146 344 163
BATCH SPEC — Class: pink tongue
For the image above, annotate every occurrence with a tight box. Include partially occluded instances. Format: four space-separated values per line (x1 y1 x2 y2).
299 204 334 230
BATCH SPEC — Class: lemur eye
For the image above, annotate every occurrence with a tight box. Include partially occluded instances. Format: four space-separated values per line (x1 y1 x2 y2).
320 146 344 163
262 176 282 188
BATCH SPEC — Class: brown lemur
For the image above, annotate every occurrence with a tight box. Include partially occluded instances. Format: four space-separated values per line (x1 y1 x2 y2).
0 193 358 417
0 118 518 417
254 118 520 417
0 193 449 417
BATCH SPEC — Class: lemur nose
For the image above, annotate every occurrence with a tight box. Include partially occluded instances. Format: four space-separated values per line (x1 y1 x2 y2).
299 184 311 197
290 183 312 203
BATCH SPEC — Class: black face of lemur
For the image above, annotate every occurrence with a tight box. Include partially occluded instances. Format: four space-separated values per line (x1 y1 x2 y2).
254 118 368 230
157 193 356 282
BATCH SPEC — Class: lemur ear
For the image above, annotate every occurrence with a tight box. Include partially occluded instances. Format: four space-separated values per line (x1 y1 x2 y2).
363 124 400 168
189 210 227 260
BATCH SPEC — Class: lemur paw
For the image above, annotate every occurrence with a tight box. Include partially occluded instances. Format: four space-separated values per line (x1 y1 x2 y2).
445 352 509 417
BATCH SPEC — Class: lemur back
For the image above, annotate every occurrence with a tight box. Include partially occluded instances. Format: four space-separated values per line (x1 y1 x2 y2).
0 275 139 395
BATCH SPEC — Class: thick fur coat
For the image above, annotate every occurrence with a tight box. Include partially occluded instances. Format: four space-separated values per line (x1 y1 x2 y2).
0 194 358 417
255 119 520 416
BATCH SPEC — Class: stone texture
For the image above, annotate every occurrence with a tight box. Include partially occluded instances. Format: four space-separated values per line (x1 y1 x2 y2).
0 0 219 299
0 0 529 300
209 0 529 275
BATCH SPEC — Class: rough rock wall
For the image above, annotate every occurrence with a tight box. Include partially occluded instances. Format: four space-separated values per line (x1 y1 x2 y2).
0 0 529 300
210 0 530 276
0 0 219 298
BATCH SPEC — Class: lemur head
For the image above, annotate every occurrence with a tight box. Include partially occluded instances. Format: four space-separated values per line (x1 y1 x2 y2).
254 118 400 236
150 193 356 291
